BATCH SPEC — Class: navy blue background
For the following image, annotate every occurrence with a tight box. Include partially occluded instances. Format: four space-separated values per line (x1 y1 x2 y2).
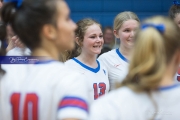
66 0 173 27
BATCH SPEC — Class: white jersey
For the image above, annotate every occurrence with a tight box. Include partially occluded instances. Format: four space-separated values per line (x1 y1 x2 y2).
98 49 128 90
89 84 180 120
0 60 89 120
6 47 31 56
65 58 109 104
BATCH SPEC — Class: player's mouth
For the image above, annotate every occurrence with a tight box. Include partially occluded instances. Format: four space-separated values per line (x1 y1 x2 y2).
127 39 134 41
93 45 101 48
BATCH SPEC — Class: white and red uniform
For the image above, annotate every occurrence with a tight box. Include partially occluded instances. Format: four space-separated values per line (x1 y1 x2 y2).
65 58 109 104
98 49 129 90
89 83 180 120
0 60 89 120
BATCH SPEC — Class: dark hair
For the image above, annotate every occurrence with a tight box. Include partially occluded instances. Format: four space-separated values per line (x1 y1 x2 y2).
0 0 60 50
66 18 101 60
0 21 6 75
169 4 180 19
98 47 111 57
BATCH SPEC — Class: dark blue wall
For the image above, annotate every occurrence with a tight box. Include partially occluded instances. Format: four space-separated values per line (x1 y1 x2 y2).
66 0 173 27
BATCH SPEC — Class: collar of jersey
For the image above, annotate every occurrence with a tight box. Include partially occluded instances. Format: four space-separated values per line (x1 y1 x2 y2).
72 58 100 73
116 49 128 63
34 60 56 64
159 84 180 91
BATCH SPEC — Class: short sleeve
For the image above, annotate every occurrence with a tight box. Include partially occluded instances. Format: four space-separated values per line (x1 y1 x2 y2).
56 72 89 119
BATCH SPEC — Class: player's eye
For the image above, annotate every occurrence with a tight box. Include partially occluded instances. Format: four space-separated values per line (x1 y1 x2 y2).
99 35 103 38
124 29 130 32
90 36 96 39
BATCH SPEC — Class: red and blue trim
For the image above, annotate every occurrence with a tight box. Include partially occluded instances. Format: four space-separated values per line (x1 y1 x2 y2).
58 96 88 113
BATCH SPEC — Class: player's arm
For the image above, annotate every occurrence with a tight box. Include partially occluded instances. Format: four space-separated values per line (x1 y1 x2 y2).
57 72 90 120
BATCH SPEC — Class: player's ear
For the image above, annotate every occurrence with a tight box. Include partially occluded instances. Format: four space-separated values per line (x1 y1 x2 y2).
113 30 120 38
75 37 79 45
41 24 57 41
75 37 83 47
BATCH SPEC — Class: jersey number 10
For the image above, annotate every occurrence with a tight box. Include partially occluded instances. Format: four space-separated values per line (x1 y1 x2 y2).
11 93 38 120
93 83 106 100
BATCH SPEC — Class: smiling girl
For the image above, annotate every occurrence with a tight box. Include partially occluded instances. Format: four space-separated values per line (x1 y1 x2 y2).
65 19 109 103
98 11 140 90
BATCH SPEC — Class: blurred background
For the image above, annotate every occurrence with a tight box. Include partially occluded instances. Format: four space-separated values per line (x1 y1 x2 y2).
66 0 173 52
66 0 172 27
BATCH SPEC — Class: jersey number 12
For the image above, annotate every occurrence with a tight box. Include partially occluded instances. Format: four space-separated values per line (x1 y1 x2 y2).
11 93 38 120
93 83 106 100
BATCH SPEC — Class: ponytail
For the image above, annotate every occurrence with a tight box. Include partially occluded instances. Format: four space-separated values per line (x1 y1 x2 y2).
0 1 21 75
1 0 61 51
122 27 166 92
118 16 180 92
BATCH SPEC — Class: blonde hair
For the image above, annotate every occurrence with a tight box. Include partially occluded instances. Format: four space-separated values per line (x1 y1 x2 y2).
114 11 140 31
118 16 180 92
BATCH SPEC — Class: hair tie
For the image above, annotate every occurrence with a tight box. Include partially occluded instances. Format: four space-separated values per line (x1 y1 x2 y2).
4 0 23 8
173 1 180 6
141 24 165 34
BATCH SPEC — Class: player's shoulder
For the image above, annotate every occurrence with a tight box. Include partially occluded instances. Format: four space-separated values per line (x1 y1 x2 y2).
65 59 76 66
6 47 30 56
159 83 180 93
89 86 133 120
98 49 117 60
93 86 134 106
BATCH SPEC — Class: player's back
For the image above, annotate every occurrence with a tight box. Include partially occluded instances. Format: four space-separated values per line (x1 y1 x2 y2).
0 61 89 120
90 84 180 120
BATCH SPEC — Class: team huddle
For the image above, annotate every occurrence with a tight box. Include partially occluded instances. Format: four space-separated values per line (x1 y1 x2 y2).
0 0 180 120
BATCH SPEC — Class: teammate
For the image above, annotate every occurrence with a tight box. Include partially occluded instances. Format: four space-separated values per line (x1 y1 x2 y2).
98 11 140 90
0 0 89 120
169 1 180 83
169 0 180 28
89 16 180 120
65 18 109 103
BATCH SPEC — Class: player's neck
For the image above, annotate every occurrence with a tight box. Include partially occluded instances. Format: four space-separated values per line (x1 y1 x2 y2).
119 44 132 60
77 52 98 68
159 57 177 87
32 46 59 61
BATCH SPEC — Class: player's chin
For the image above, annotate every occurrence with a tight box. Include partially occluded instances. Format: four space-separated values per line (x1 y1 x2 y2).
92 47 102 54
67 40 76 50
92 50 101 55
126 41 134 47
